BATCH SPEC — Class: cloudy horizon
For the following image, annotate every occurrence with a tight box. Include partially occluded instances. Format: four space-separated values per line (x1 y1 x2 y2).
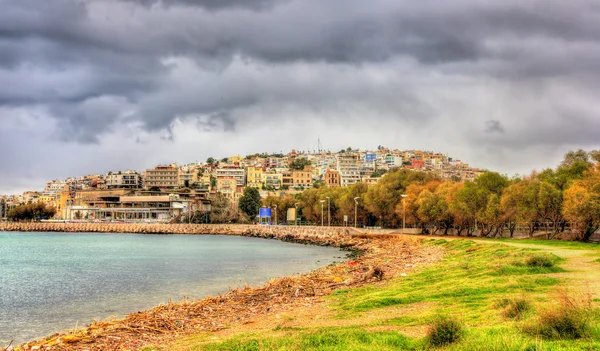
2 0 600 194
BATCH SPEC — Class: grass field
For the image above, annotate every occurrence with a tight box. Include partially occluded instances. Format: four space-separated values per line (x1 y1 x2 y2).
151 238 600 351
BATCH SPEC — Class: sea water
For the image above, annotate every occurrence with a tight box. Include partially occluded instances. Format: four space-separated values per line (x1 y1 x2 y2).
0 232 343 344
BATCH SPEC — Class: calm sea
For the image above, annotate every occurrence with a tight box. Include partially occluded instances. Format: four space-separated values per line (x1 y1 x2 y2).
0 232 343 344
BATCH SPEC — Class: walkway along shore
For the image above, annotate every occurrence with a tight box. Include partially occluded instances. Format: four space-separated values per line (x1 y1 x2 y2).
1 223 443 351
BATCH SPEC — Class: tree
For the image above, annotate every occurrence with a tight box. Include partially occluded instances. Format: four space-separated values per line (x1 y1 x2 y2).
7 203 56 221
238 187 262 220
209 194 237 223
562 172 600 241
148 186 161 192
289 158 312 170
560 149 590 168
206 157 216 165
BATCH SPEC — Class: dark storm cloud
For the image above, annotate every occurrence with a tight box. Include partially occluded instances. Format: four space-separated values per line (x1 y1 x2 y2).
0 0 600 187
484 120 505 134
117 0 285 11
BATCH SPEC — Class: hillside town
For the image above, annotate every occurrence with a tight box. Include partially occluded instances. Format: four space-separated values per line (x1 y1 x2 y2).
0 148 485 222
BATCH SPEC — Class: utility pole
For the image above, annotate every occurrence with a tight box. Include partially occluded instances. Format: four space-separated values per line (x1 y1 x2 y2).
401 194 407 233
326 196 330 226
354 197 360 228
320 200 325 226
294 202 299 226
273 204 277 225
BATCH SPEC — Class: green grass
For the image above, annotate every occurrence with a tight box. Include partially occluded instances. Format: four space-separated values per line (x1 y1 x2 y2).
332 240 562 323
189 327 422 351
494 238 600 251
164 239 600 351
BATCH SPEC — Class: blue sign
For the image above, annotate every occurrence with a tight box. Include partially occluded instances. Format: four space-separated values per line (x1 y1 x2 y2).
259 208 272 218
365 153 377 162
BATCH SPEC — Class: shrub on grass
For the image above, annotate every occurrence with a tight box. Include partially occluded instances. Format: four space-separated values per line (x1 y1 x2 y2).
525 290 594 339
501 298 533 320
525 254 556 268
427 315 464 347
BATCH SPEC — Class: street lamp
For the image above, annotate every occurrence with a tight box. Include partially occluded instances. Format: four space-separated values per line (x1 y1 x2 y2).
401 194 408 233
354 197 360 228
320 200 325 226
325 196 331 227
273 204 277 225
294 202 299 226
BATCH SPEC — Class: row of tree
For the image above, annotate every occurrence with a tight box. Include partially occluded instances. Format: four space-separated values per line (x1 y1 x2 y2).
259 150 600 241
7 203 57 221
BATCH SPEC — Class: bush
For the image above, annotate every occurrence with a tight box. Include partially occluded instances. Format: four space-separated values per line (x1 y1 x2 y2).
525 291 594 339
427 315 464 347
525 254 556 268
496 298 533 320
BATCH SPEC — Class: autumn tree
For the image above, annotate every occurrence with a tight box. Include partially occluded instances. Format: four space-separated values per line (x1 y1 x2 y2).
562 172 600 241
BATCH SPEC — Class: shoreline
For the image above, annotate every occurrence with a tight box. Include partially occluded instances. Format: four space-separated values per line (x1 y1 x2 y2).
1 223 443 351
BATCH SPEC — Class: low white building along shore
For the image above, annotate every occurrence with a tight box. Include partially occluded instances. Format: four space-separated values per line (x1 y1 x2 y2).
66 194 189 222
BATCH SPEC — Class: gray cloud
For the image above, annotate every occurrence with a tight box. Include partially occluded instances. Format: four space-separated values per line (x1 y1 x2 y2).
485 120 505 134
2 0 600 193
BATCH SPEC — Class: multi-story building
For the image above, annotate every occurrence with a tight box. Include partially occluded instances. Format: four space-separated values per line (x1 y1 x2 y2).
292 166 313 188
215 167 246 187
106 171 143 189
178 169 199 188
261 172 282 189
336 154 361 186
216 177 238 199
325 169 341 187
145 164 179 189
45 180 67 196
247 166 263 188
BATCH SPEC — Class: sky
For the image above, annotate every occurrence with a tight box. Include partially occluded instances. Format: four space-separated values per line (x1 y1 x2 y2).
1 0 600 194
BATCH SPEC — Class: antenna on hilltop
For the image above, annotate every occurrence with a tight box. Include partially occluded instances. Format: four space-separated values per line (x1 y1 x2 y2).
317 136 323 154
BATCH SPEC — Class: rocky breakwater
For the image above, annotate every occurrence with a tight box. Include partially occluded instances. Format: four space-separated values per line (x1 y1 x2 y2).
0 222 362 248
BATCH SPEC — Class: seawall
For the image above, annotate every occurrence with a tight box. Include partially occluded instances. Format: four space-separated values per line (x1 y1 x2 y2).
0 222 361 248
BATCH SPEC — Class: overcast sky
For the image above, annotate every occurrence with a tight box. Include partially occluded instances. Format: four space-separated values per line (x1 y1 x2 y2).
1 0 600 194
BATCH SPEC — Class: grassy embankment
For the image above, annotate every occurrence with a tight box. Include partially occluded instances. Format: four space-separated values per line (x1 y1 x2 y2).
149 238 600 351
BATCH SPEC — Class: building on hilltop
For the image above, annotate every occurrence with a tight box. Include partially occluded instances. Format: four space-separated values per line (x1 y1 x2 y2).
325 169 341 187
106 171 143 189
216 167 246 187
145 164 179 189
336 153 361 186
247 166 263 188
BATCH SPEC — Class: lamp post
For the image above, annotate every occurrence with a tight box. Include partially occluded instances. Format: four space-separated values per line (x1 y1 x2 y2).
325 196 330 226
294 202 299 226
320 200 325 226
401 194 408 233
273 204 277 225
354 197 360 228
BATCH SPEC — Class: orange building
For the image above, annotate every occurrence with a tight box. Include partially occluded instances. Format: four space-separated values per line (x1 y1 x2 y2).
325 169 341 187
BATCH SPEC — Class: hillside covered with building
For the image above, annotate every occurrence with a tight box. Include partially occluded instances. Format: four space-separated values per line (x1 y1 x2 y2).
0 148 485 222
